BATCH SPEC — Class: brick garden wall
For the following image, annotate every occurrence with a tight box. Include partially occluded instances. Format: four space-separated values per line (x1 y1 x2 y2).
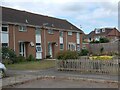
89 41 119 55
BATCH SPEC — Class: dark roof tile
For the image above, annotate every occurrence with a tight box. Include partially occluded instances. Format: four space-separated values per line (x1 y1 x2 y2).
2 6 83 33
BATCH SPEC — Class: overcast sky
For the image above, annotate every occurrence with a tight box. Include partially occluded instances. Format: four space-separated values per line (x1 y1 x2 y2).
1 0 119 34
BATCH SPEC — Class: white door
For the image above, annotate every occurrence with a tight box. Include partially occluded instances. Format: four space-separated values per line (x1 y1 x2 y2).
48 43 52 57
19 42 26 57
35 28 42 59
36 45 42 59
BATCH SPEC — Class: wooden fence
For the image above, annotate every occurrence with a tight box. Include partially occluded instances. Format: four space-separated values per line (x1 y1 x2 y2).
56 59 119 75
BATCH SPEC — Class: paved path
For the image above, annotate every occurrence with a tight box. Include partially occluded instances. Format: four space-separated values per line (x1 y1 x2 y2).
7 68 118 81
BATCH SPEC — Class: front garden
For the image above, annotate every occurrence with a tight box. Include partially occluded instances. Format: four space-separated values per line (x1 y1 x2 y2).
2 47 55 70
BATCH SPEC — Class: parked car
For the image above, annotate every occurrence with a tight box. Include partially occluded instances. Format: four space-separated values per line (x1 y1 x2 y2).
0 62 7 78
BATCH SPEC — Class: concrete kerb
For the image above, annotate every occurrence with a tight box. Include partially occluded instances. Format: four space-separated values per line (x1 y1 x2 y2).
2 75 118 88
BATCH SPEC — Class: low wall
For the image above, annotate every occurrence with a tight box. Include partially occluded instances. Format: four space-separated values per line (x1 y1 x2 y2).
89 41 119 55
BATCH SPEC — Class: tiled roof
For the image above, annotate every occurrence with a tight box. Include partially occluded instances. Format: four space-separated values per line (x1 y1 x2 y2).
2 6 83 33
85 27 119 39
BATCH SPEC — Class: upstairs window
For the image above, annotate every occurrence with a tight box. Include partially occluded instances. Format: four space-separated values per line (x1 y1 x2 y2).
19 26 27 32
102 28 105 32
35 28 41 35
48 29 54 34
60 31 63 37
2 26 8 32
95 29 100 34
68 31 72 35
76 33 80 39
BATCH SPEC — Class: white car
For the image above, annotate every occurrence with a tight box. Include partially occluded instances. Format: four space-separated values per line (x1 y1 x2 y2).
0 62 7 78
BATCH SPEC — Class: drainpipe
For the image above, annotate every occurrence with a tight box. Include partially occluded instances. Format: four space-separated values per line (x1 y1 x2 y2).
66 31 67 50
44 28 46 58
13 25 16 51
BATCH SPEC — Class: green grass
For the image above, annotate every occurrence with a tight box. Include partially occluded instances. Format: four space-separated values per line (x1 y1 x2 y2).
6 60 55 70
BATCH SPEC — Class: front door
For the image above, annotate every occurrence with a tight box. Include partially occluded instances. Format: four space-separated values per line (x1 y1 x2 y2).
36 44 42 59
19 42 26 57
48 43 52 58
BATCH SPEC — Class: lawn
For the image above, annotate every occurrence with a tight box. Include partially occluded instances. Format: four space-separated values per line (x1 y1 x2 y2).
6 60 55 70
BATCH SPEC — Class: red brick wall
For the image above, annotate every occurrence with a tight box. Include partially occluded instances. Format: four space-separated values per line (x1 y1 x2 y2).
8 24 83 59
41 30 83 58
8 25 36 58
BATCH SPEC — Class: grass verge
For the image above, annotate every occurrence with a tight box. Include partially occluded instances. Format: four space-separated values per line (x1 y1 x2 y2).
6 60 55 70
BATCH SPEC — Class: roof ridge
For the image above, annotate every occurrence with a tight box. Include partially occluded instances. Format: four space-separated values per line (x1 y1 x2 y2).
1 6 67 22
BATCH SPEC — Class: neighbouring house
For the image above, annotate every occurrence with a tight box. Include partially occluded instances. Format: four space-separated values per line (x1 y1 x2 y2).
84 27 120 43
1 7 83 59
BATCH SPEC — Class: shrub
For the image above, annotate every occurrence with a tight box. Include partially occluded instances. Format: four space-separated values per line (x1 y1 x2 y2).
56 51 79 60
2 59 13 65
2 47 17 64
79 49 89 56
99 37 109 43
89 56 113 60
27 54 35 61
17 55 26 63
90 38 109 43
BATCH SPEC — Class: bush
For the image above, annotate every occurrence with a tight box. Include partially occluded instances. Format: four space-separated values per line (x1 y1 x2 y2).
90 38 109 43
2 47 17 64
56 51 79 60
99 37 109 43
79 49 89 56
89 56 113 60
17 55 26 63
27 54 35 61
2 59 13 65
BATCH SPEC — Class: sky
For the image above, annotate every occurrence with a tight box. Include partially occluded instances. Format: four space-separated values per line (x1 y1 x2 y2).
1 0 119 34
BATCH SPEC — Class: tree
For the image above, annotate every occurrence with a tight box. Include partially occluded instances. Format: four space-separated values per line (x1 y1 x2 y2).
99 37 109 43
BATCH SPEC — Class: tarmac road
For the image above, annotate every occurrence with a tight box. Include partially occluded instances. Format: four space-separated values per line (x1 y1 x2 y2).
6 78 118 88
6 68 118 81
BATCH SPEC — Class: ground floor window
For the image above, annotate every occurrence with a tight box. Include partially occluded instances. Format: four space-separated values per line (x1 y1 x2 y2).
68 43 76 51
2 43 8 48
60 44 64 50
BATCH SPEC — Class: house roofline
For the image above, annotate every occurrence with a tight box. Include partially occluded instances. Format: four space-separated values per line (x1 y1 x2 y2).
2 21 83 33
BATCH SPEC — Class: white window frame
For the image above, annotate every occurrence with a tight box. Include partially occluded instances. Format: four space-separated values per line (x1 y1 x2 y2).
48 29 54 34
60 43 64 50
1 25 9 47
19 25 27 32
76 33 80 39
68 43 76 51
95 29 100 34
59 31 63 37
36 45 42 52
102 28 105 32
68 31 72 36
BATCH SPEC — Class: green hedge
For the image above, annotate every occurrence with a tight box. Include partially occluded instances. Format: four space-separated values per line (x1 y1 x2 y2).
56 51 79 60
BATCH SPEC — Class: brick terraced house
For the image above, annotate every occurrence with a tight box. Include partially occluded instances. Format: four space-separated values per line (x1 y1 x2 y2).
1 7 83 59
84 27 120 43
